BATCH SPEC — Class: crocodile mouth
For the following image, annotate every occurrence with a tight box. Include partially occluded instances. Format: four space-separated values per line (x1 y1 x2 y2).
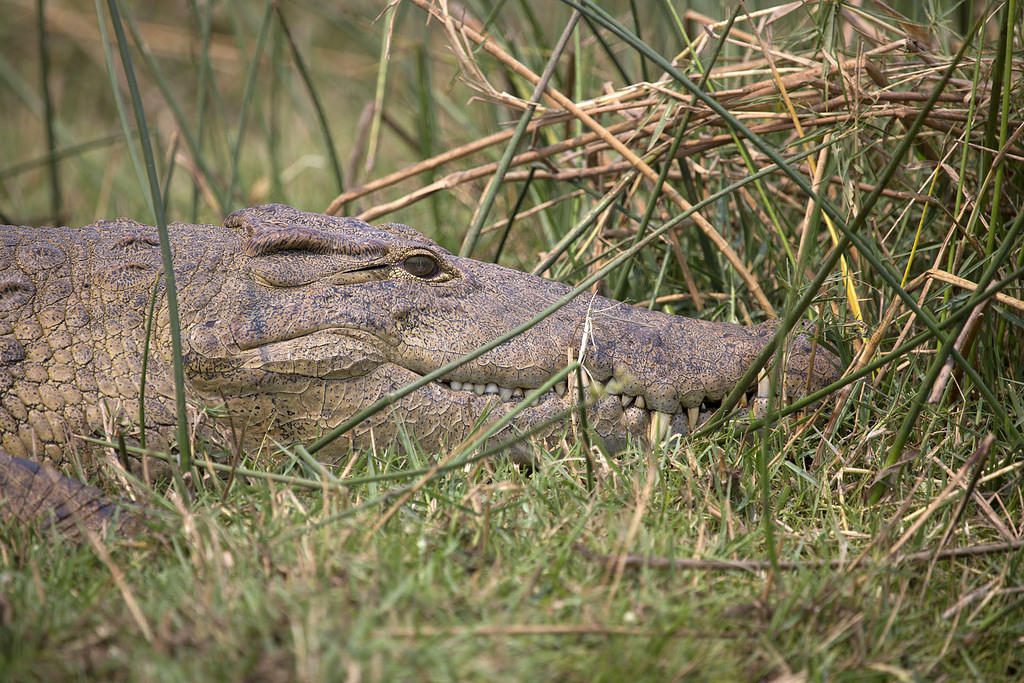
434 375 761 439
219 327 764 441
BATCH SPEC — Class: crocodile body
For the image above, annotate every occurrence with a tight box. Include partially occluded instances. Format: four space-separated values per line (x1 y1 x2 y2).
1 204 839 533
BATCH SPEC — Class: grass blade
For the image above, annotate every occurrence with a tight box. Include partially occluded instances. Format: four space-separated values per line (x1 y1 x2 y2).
102 0 192 482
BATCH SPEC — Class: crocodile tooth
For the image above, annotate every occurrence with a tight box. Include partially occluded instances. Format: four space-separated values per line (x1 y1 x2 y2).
588 378 606 398
634 395 646 410
649 410 671 443
474 383 486 395
738 392 748 408
555 381 567 397
753 375 770 417
688 406 700 431
499 387 513 401
450 381 463 391
484 382 498 395
620 394 634 408
512 388 524 398
605 377 623 395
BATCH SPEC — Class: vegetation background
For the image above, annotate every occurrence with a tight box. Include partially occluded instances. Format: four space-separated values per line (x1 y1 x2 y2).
1 0 1022 679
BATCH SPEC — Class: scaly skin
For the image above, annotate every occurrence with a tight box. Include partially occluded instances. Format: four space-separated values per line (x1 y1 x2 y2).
0 204 839 533
0 451 140 539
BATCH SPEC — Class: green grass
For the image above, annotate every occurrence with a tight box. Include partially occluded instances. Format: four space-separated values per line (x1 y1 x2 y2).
4 436 1022 679
2 0 1023 679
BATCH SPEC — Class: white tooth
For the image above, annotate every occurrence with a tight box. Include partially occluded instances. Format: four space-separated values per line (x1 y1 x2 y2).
530 396 540 407
753 375 770 417
605 377 623 395
474 383 486 395
620 394 634 408
648 410 671 443
485 382 498 395
589 379 606 397
635 395 646 410
738 392 748 408
512 388 524 398
555 381 567 397
450 381 463 391
658 411 672 438
688 406 700 431
499 387 513 401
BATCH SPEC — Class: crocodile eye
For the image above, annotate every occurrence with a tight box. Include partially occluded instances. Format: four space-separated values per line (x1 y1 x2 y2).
402 254 440 279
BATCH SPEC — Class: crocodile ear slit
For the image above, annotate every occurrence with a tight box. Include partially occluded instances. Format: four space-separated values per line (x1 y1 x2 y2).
223 203 305 232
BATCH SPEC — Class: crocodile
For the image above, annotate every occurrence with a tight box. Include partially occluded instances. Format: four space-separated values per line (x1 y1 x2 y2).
0 203 840 535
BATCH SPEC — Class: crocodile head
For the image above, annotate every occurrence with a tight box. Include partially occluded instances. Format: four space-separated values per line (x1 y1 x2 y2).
179 204 839 459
